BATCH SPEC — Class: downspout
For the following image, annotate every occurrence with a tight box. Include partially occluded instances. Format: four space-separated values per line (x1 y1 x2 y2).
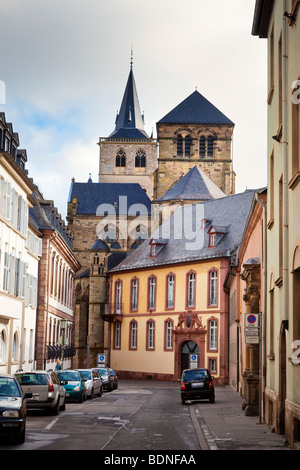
255 192 267 423
282 0 289 326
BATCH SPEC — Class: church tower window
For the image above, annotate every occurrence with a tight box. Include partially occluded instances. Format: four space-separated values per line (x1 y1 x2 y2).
207 136 214 157
199 136 206 157
185 135 191 157
115 149 126 167
177 135 183 156
135 149 146 168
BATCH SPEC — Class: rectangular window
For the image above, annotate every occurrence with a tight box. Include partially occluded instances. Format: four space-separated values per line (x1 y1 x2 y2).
209 320 217 350
149 277 156 310
147 321 155 349
167 275 175 308
209 358 217 374
114 322 121 349
131 279 138 310
165 321 173 350
187 273 195 307
130 322 137 349
115 281 122 314
3 251 9 291
209 271 218 306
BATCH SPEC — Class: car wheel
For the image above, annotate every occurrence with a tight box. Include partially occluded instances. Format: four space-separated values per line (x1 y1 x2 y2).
209 397 215 403
79 392 84 403
98 386 103 397
60 396 66 411
181 398 185 405
51 397 60 415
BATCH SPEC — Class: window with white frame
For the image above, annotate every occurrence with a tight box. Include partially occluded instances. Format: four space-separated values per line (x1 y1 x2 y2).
0 330 6 363
167 275 175 308
209 270 218 306
131 278 138 310
209 320 218 350
130 321 137 349
147 321 155 349
115 281 122 314
187 272 195 307
148 276 156 310
114 322 121 349
165 320 173 350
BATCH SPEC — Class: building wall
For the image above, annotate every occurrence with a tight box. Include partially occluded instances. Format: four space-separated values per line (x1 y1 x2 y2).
260 0 300 447
0 154 40 375
109 258 229 383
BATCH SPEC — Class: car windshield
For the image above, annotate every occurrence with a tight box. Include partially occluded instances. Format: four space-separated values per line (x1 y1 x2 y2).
183 370 208 381
58 371 81 382
15 373 49 385
0 378 22 397
78 371 91 380
97 369 108 378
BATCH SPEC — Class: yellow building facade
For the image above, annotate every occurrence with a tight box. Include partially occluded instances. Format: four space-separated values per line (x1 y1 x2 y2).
109 258 228 383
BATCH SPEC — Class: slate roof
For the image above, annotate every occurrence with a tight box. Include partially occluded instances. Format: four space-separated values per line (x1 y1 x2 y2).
109 69 149 139
109 190 257 272
68 181 152 215
157 90 234 126
154 165 226 203
29 191 73 250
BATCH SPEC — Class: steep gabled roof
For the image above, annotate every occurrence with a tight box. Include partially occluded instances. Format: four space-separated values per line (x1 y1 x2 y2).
109 69 149 139
154 166 226 203
157 90 234 126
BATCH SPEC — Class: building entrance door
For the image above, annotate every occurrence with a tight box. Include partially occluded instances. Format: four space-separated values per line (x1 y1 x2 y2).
180 341 199 375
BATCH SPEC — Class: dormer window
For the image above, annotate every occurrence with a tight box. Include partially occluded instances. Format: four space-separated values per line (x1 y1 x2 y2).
208 228 217 248
149 238 167 258
150 244 157 258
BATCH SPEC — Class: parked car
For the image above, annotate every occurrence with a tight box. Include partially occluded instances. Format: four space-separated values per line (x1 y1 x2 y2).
76 369 103 398
15 370 66 415
109 368 118 390
0 374 32 444
180 368 215 404
92 368 114 392
56 370 86 402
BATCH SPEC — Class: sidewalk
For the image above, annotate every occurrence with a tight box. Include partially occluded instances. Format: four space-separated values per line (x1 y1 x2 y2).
194 385 290 451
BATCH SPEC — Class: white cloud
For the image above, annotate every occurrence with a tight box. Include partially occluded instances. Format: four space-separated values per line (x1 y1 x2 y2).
0 0 267 218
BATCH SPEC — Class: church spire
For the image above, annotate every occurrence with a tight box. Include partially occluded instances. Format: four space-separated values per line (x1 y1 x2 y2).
109 48 149 139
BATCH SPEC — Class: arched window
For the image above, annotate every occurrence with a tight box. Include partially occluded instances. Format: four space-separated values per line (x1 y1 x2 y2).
115 149 126 167
166 274 175 309
177 135 183 156
146 320 155 350
135 149 146 168
207 136 214 156
129 320 138 350
209 269 218 306
186 271 196 308
165 320 174 350
199 136 206 157
185 135 191 157
209 319 218 351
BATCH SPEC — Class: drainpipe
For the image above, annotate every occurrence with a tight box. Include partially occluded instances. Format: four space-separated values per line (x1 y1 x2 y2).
255 192 267 423
282 0 289 326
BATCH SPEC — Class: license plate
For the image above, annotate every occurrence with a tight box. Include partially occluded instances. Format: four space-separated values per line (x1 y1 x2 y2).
191 382 204 388
31 394 39 400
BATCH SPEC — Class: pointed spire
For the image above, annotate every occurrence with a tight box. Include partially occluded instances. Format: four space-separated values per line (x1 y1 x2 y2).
108 47 149 139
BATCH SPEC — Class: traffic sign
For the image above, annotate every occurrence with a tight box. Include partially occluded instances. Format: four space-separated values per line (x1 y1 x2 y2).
245 314 259 327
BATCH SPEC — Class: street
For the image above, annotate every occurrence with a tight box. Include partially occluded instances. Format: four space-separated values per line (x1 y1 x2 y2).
0 379 203 452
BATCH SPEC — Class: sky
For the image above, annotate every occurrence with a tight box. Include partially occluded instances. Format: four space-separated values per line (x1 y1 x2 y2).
0 0 267 220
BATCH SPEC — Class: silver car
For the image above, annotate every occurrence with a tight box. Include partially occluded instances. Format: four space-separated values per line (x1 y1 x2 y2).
76 369 103 399
15 370 66 415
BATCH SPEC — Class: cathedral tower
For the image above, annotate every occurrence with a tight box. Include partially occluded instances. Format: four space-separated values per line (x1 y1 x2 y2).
154 90 235 199
98 55 157 200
